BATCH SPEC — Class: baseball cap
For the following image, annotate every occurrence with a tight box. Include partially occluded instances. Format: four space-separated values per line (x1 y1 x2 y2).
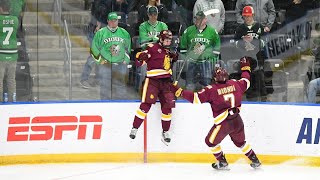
147 6 158 15
242 6 254 16
195 11 205 18
108 12 119 20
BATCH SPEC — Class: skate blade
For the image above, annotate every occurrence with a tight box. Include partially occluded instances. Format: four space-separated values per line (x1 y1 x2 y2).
251 164 262 169
215 166 230 171
161 138 169 146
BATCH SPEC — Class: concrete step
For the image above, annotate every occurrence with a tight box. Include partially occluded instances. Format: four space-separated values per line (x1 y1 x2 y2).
25 35 89 49
32 78 139 101
33 86 100 101
23 11 90 25
27 47 89 61
24 24 87 36
25 0 87 12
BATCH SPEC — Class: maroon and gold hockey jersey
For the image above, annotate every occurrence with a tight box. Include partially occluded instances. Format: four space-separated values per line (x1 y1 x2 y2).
136 43 174 79
182 71 250 124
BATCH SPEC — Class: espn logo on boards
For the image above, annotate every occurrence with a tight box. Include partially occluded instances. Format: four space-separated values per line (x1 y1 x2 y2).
7 116 103 141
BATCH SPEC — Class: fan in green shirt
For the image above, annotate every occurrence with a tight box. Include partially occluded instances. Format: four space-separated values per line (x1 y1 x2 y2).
139 6 168 49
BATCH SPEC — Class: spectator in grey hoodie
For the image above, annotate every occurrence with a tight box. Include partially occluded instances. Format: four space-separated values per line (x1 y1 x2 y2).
235 0 275 32
193 0 225 33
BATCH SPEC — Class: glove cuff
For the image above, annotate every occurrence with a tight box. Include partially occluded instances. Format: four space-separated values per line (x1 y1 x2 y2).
175 88 183 97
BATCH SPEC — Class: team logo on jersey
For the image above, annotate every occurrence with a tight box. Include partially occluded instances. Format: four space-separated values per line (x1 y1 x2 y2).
150 94 154 99
163 55 171 70
110 44 120 56
158 49 162 54
193 42 205 55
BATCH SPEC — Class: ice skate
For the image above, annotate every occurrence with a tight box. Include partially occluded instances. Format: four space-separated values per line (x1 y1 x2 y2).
249 154 261 169
212 155 230 170
212 161 230 170
161 131 171 146
129 128 138 139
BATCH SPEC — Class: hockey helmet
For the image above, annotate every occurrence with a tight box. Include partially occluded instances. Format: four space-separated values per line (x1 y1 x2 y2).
159 30 173 41
213 67 229 83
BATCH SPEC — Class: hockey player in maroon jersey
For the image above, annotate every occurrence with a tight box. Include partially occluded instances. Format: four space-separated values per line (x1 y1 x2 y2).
171 56 261 170
129 30 178 144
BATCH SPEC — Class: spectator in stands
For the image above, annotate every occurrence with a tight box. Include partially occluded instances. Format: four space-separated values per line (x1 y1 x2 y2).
307 78 320 103
193 0 225 34
0 1 19 102
284 0 308 25
138 0 169 24
180 11 221 91
139 6 168 49
90 12 131 100
235 0 276 33
234 6 271 101
81 0 130 89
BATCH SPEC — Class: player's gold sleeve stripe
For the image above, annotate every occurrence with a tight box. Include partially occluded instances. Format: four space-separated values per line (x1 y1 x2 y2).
213 110 228 124
161 113 172 121
136 109 147 119
241 143 252 154
193 93 201 104
211 144 222 154
141 78 149 102
209 125 221 144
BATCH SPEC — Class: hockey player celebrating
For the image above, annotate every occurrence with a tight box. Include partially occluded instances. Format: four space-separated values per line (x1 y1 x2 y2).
170 56 261 170
129 30 178 144
180 11 221 90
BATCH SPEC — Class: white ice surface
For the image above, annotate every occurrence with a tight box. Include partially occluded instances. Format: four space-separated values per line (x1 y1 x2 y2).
0 163 318 180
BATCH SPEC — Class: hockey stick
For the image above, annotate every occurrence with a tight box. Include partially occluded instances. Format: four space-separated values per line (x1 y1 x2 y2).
174 9 220 82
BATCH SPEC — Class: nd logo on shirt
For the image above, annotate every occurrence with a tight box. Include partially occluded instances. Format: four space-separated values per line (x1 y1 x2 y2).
104 37 125 57
110 44 120 56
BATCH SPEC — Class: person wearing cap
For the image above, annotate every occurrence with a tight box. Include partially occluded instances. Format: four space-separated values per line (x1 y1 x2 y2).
138 0 169 24
180 11 221 91
234 5 272 101
139 6 168 49
90 12 131 100
235 0 275 33
193 0 225 34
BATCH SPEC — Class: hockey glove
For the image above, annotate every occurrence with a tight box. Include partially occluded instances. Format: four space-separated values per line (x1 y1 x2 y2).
169 51 179 62
240 56 251 72
136 52 148 62
170 81 183 97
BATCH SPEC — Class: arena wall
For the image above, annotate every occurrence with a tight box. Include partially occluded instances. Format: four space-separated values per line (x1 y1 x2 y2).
0 102 319 166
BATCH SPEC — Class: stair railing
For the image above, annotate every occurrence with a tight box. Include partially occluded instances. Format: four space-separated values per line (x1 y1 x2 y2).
63 19 73 100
